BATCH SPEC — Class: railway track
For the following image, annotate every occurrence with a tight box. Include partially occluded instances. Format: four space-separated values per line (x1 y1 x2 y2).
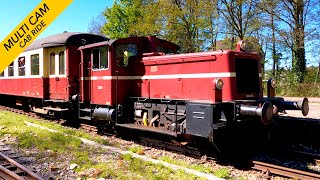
252 161 320 180
0 150 43 180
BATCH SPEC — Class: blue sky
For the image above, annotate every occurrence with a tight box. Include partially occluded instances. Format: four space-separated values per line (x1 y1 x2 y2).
0 0 113 41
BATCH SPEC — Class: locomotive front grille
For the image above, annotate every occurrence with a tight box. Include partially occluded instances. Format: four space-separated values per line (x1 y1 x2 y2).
235 58 260 94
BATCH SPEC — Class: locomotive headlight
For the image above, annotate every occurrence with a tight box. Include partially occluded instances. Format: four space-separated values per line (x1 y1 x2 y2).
270 78 276 88
240 40 247 51
215 78 224 90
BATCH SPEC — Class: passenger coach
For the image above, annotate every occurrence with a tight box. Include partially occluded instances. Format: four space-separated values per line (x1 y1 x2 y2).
0 32 107 111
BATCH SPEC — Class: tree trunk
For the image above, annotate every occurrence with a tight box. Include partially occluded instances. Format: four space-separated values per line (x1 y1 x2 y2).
271 14 276 77
292 0 306 83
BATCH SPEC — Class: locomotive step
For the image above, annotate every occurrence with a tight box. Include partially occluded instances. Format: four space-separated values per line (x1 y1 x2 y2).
116 123 178 137
79 116 91 121
43 107 69 112
79 108 91 113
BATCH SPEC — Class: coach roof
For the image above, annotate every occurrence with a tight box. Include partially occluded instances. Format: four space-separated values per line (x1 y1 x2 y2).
25 32 108 51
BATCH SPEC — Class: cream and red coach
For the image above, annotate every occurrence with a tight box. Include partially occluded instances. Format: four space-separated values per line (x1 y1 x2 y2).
0 32 107 112
77 36 309 141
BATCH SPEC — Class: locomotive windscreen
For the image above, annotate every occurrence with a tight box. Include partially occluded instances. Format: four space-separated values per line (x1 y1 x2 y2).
235 58 260 94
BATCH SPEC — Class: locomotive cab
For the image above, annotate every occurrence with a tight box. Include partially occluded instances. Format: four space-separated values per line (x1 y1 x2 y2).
77 36 179 122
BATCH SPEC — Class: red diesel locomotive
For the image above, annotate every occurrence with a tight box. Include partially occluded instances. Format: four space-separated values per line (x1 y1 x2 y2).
0 32 309 142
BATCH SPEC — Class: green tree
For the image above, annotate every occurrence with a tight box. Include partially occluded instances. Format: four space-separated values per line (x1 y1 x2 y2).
101 0 143 39
219 0 263 40
259 0 320 83
88 13 106 36
100 0 219 53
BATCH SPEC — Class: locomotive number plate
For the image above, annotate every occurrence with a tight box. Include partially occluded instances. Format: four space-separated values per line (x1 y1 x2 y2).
150 66 158 72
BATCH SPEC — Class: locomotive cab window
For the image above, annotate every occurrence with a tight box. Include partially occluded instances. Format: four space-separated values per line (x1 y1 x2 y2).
157 46 175 54
59 51 65 75
0 71 3 77
92 46 108 70
31 54 40 75
49 53 55 75
8 62 14 76
116 43 138 67
18 57 25 76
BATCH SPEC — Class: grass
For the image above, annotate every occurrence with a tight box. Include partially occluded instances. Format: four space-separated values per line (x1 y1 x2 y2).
214 168 231 179
159 156 236 179
90 153 208 180
0 110 208 179
129 145 145 155
159 155 215 174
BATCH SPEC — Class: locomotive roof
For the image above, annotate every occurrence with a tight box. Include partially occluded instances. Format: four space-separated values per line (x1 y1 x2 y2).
78 39 116 50
78 36 179 51
25 32 108 51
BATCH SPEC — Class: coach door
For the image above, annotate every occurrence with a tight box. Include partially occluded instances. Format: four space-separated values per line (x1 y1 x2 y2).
113 43 139 104
89 46 110 104
80 49 92 102
48 49 67 100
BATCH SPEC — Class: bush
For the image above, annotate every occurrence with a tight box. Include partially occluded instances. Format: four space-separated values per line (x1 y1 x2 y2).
276 83 320 97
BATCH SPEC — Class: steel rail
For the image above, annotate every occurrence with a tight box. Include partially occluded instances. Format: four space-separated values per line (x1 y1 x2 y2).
252 161 320 180
0 152 43 180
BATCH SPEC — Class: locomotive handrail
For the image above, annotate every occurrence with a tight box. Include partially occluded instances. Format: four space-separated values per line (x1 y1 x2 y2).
175 101 186 134
115 71 119 124
137 97 148 102
160 99 171 103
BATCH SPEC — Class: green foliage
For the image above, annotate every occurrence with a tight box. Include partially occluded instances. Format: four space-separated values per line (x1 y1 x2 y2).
276 83 320 97
303 66 319 83
18 131 82 153
120 153 133 161
264 67 320 97
72 150 93 169
102 0 142 39
159 155 214 174
116 155 206 180
101 0 220 53
214 168 230 179
129 146 143 153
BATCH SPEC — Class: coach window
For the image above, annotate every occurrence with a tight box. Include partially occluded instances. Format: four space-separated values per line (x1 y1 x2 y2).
31 54 39 75
0 70 4 77
116 43 138 67
18 57 25 76
8 62 14 76
59 51 65 75
49 53 55 75
92 47 108 70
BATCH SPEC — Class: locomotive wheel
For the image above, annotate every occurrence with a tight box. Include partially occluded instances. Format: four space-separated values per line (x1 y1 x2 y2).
170 138 189 146
170 134 192 146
